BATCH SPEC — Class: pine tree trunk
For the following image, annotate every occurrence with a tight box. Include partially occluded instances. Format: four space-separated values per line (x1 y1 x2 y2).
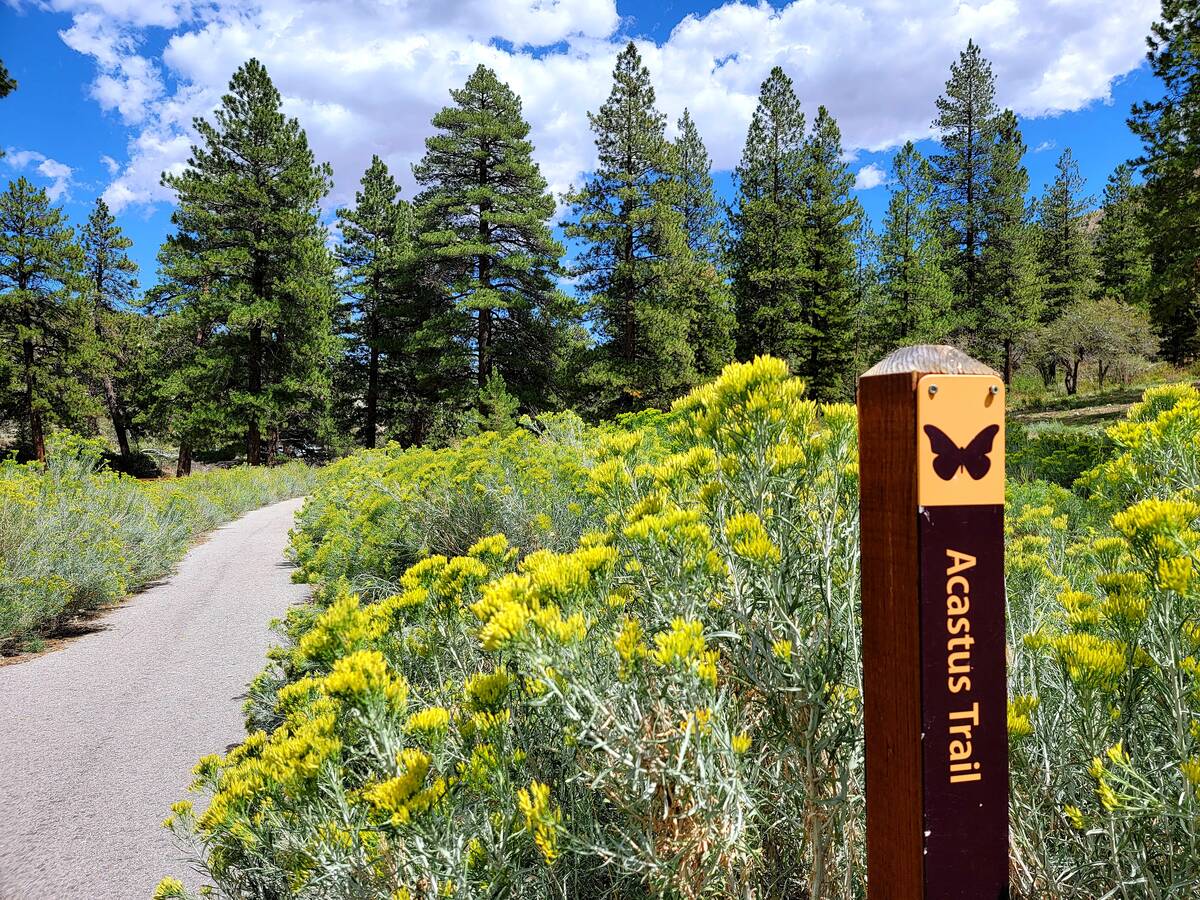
622 216 636 363
102 374 131 458
478 158 493 388
1004 338 1014 386
365 342 380 450
247 323 262 465
23 337 44 463
965 107 976 316
93 272 131 458
176 443 192 478
478 306 492 389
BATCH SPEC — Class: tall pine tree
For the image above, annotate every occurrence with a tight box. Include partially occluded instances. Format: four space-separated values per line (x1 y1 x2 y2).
675 109 724 262
0 178 88 461
1037 147 1096 322
336 156 415 448
876 141 954 355
160 59 336 464
796 106 862 401
672 108 734 377
414 65 572 408
80 197 138 457
1130 0 1200 360
979 110 1042 383
1097 162 1151 308
564 41 695 411
932 40 998 325
730 66 808 363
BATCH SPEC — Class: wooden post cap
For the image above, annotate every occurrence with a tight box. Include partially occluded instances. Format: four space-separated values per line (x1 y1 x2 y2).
861 344 1000 378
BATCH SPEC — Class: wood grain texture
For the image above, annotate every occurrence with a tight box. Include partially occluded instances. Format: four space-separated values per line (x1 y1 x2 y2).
862 344 999 378
858 369 923 900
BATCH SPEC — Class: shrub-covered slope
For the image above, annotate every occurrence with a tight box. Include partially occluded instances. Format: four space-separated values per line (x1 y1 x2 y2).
162 361 1200 900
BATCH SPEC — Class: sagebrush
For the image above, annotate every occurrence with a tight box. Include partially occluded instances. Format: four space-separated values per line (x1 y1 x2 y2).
0 434 315 652
162 360 1200 899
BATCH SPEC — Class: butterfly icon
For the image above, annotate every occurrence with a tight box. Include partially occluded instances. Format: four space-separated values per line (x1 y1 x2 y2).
923 424 1000 481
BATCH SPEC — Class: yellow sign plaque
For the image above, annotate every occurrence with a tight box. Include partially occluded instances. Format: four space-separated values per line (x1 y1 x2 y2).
916 374 1005 507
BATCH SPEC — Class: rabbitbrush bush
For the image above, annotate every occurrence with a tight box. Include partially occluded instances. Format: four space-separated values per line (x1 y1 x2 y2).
163 361 1200 900
0 434 315 652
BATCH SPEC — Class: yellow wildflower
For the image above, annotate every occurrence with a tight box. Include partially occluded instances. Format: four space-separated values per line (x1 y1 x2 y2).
517 781 561 865
324 650 408 711
1063 805 1086 830
153 877 188 900
405 706 451 736
725 511 782 565
1181 758 1200 788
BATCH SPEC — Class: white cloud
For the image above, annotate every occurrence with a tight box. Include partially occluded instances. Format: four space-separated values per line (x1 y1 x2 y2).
855 163 888 191
42 0 1158 214
1034 139 1057 153
59 10 165 124
4 149 47 170
100 154 120 174
3 149 75 200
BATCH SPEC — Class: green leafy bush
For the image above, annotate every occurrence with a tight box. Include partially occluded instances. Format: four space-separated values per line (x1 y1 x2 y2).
0 438 315 652
1008 422 1113 487
164 365 1200 899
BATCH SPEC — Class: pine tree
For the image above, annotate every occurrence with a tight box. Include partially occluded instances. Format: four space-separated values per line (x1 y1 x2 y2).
1037 147 1096 321
1130 0 1200 360
796 106 863 401
672 108 734 377
1096 162 1151 308
730 66 809 363
932 40 999 324
876 141 955 355
0 177 88 461
141 257 233 475
391 272 475 446
675 109 724 263
415 65 572 410
80 197 138 456
850 218 884 370
477 371 519 435
160 59 336 464
564 41 695 411
336 156 415 448
979 110 1042 383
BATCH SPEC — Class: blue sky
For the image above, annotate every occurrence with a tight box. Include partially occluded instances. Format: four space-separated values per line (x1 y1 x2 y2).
1 0 1161 282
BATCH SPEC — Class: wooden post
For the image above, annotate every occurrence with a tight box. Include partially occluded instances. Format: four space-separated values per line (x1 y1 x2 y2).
858 345 1009 900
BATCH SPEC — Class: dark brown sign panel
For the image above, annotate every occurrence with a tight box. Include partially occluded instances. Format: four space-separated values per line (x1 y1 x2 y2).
916 373 1008 899
919 504 1008 899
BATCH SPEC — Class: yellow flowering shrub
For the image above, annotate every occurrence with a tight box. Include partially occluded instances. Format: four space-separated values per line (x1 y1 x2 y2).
1006 386 1200 897
166 366 1200 900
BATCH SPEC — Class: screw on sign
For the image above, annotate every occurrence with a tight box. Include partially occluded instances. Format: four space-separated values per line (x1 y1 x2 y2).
857 345 1008 900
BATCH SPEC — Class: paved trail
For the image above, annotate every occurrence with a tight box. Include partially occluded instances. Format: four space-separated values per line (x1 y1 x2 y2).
0 498 309 900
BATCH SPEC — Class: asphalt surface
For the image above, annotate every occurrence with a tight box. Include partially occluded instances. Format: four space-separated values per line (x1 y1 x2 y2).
0 498 309 900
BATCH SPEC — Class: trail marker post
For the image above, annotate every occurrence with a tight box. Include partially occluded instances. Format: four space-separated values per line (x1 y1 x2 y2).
857 345 1009 899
